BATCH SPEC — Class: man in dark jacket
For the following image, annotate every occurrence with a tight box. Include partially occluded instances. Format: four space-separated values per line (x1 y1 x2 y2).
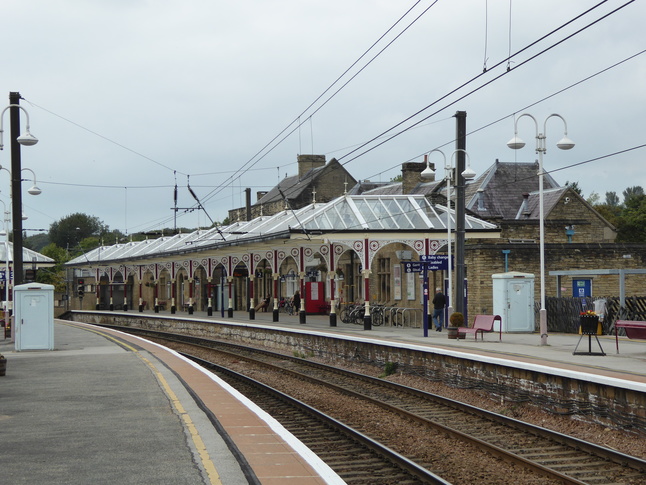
432 288 446 331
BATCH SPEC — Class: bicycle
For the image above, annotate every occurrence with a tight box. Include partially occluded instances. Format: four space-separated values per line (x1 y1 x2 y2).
279 298 295 315
370 303 385 326
340 303 364 324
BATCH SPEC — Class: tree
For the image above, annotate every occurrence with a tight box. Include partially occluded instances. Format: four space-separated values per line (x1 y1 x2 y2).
35 243 70 292
623 186 644 206
49 213 109 251
605 191 620 207
564 181 582 196
24 233 50 252
617 193 646 242
586 191 600 206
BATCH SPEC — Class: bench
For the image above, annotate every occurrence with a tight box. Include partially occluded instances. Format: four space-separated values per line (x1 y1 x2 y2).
458 314 502 341
614 320 646 353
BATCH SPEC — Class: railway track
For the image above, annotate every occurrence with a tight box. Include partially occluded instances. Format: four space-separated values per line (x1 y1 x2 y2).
113 326 646 484
189 353 447 484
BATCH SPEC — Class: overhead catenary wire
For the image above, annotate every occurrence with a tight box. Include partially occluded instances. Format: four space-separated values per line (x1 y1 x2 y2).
197 1 441 207
20 1 639 235
336 0 627 166
361 48 646 183
26 1 438 229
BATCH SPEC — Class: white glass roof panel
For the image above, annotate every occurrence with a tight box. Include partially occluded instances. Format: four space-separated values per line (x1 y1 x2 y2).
66 194 497 265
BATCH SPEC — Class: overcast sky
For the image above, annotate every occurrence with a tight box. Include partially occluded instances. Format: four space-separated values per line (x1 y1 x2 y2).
1 0 644 240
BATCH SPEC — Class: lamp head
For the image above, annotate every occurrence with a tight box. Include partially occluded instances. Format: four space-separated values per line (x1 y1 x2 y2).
507 135 525 150
421 165 435 179
420 154 435 180
17 131 38 146
556 136 575 150
28 185 42 196
461 166 476 180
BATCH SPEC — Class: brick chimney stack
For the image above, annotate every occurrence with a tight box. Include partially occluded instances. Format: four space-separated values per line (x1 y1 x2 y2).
298 155 326 178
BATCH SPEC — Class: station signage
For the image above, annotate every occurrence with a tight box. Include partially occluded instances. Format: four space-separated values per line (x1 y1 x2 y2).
0 269 13 281
404 255 452 273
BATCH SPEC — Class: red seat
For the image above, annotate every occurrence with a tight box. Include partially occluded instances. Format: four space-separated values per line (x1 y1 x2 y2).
458 314 502 341
614 320 646 353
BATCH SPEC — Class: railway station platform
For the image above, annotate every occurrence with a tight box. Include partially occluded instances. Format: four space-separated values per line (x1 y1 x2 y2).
3 309 644 484
0 321 342 485
142 308 646 386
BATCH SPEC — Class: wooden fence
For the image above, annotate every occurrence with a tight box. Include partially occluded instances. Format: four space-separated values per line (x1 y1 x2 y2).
543 296 646 334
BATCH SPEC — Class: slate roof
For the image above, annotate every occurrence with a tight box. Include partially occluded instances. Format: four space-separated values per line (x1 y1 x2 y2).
515 187 568 220
257 165 324 205
350 160 567 223
465 161 560 220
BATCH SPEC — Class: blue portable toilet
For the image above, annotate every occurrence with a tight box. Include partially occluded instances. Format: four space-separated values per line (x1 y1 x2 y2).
14 283 55 351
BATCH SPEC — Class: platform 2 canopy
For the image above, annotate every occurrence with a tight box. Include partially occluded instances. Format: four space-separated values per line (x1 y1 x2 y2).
67 194 499 265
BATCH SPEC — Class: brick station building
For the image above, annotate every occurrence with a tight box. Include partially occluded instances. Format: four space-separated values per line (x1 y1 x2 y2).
65 156 645 330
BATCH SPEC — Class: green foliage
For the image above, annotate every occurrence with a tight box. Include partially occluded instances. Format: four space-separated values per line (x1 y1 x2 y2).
564 181 582 195
449 312 464 327
390 174 403 182
293 350 313 359
379 361 399 378
605 191 620 207
24 233 50 252
590 186 646 243
35 243 70 292
617 193 646 243
586 191 600 206
594 204 622 228
623 186 644 205
49 213 109 250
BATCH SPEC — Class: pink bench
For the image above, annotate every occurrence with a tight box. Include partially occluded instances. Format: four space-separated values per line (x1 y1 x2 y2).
458 314 502 341
614 320 646 353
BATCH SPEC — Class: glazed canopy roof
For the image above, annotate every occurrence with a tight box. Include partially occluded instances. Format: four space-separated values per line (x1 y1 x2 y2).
67 194 498 265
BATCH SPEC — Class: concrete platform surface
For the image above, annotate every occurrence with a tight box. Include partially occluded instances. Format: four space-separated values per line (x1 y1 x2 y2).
0 322 341 485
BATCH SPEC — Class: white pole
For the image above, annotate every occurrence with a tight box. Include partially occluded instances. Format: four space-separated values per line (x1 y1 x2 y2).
538 139 547 346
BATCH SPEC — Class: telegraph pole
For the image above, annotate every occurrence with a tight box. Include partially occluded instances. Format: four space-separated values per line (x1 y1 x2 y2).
454 111 467 316
9 92 24 287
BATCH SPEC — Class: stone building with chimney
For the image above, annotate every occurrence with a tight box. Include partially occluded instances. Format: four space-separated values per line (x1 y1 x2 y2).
228 155 357 223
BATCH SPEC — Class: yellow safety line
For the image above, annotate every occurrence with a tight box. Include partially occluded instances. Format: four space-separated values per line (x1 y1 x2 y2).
139 354 222 485
62 322 222 484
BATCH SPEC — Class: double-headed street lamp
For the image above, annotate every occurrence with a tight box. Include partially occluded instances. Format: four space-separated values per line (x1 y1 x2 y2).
507 113 574 346
422 148 476 323
0 93 39 288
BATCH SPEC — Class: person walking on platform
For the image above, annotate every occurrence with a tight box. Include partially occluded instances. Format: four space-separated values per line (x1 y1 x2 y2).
292 290 301 314
432 288 446 331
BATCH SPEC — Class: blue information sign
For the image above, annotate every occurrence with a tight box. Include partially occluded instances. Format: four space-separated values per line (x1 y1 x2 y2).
404 256 453 273
0 269 13 282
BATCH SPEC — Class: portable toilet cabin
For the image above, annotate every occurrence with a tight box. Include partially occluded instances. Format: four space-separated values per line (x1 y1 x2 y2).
14 283 55 351
492 272 535 332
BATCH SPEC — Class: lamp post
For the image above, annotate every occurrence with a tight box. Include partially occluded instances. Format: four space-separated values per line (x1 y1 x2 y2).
422 149 475 325
507 113 574 346
0 93 39 288
0 164 41 324
0 201 9 323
